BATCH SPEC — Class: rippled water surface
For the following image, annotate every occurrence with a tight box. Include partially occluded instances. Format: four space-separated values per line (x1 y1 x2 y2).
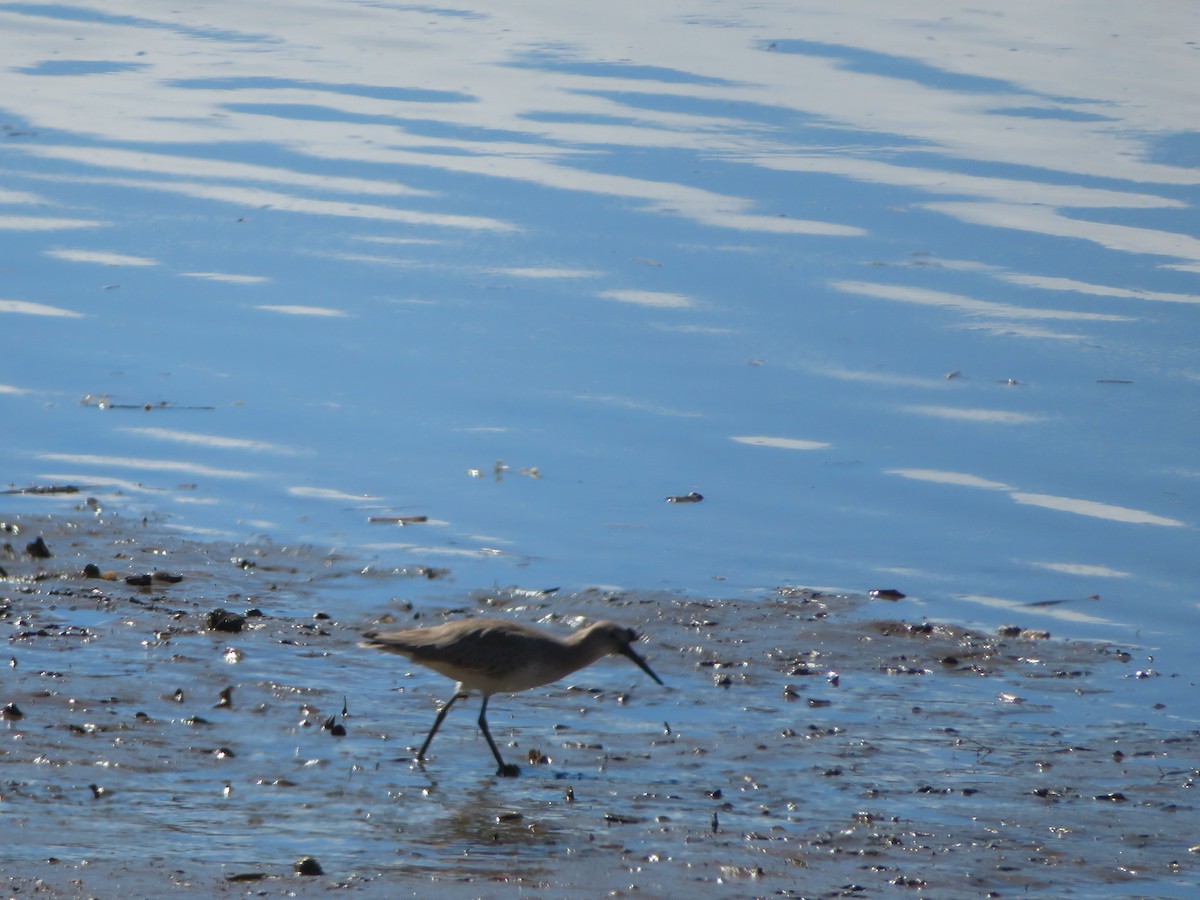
2 1 1198 893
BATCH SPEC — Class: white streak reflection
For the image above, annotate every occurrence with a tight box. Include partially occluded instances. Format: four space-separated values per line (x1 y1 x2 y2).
287 486 380 502
39 453 255 479
183 272 270 284
887 469 1012 491
1030 561 1130 578
0 299 84 318
999 274 1200 306
731 435 831 451
805 364 943 388
0 188 44 204
904 405 1046 425
926 202 1200 264
959 593 1116 626
0 216 105 230
887 467 1185 528
23 173 518 233
747 155 1182 211
256 305 349 317
23 145 433 198
832 280 1131 322
1009 492 1185 527
492 267 601 279
598 289 696 309
47 249 158 266
121 427 302 455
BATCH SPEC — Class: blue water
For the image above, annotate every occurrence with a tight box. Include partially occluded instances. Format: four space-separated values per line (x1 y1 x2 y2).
3 2 1198 686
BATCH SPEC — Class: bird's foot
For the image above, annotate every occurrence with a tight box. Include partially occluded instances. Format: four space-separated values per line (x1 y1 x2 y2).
496 763 521 778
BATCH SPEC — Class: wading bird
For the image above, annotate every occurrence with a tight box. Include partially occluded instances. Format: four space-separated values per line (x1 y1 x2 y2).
361 617 663 776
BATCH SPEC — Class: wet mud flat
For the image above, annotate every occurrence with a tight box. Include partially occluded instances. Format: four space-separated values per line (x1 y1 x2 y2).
2 513 1197 897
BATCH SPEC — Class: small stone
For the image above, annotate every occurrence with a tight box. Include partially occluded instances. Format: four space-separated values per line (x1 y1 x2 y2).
294 856 323 876
26 537 52 559
207 609 245 633
83 563 102 578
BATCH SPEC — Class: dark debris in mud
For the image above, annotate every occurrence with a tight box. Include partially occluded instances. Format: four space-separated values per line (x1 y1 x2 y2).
1 513 1198 897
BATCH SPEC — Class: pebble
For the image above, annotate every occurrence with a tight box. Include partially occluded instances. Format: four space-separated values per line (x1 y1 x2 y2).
25 537 52 559
207 609 246 633
294 856 323 876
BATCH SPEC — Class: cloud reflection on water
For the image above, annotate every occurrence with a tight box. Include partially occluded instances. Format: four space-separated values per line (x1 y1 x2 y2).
598 289 697 309
1 1 1196 661
46 248 158 266
119 426 303 455
1009 492 1185 527
38 452 256 479
1 300 85 318
902 405 1047 425
255 304 349 317
833 280 1132 323
0 215 105 230
890 468 1185 528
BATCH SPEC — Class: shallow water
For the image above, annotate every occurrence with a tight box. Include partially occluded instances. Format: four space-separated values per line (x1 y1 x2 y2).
1 0 1199 892
2 516 1197 896
3 2 1198 622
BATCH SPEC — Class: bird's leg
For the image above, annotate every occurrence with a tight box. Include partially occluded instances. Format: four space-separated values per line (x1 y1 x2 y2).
418 690 465 761
478 695 520 777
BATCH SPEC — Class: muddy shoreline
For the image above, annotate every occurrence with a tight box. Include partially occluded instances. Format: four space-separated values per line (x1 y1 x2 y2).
3 512 1197 897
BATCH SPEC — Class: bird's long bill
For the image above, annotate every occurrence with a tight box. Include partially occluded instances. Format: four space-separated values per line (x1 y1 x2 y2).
621 643 664 685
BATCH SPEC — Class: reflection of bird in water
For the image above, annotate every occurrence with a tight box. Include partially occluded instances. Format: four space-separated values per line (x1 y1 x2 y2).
361 617 664 776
